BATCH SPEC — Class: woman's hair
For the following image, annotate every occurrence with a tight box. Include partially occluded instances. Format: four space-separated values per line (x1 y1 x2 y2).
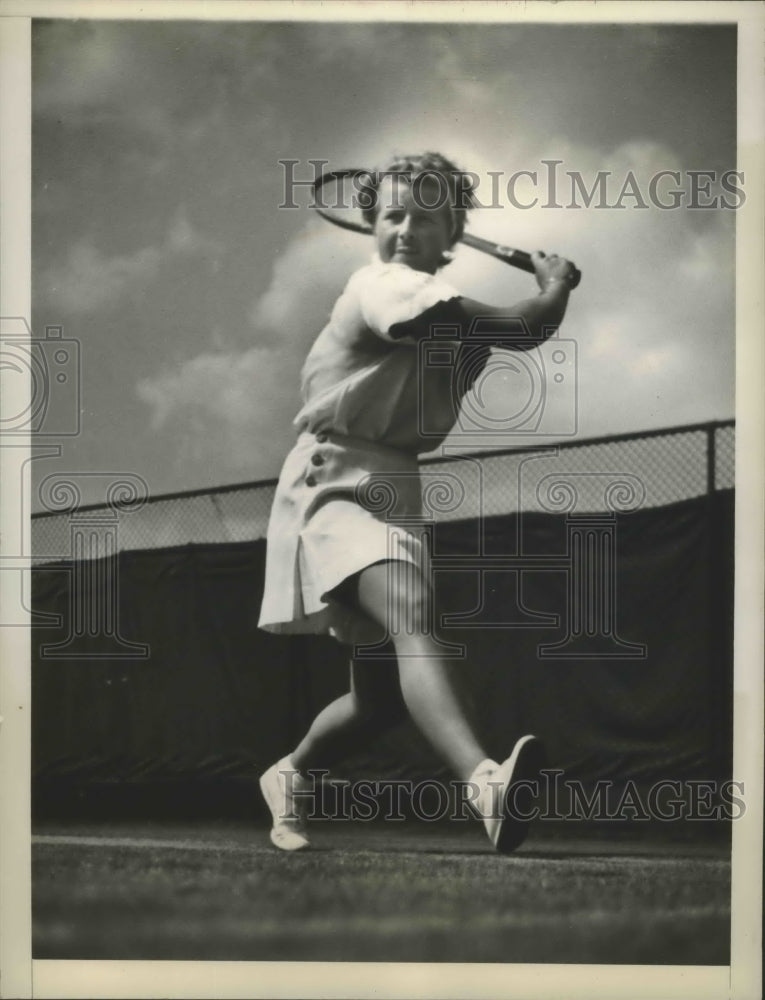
359 151 477 249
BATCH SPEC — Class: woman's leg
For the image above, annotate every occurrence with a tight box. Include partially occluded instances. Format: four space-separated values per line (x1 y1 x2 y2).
356 560 488 783
291 644 407 774
262 640 406 850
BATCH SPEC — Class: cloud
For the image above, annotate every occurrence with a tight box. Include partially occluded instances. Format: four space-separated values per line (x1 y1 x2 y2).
134 218 370 481
250 219 367 332
136 344 301 480
39 208 225 315
33 21 129 114
166 207 225 260
41 241 162 315
137 344 287 427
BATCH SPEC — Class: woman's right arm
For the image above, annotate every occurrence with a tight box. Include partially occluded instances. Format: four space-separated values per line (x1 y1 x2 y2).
455 251 576 345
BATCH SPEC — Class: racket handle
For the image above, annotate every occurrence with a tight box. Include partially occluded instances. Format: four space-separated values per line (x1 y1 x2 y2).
462 233 535 272
462 232 581 289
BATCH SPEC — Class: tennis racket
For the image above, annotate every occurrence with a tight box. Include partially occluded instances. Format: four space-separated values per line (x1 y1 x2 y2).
312 169 581 289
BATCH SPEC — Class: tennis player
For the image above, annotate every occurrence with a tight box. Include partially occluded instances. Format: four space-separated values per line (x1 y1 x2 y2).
258 152 577 852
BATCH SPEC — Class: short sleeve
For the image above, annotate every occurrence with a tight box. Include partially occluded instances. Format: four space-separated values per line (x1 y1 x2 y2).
348 262 461 342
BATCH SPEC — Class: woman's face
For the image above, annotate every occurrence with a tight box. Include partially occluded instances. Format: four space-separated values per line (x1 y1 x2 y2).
374 175 454 274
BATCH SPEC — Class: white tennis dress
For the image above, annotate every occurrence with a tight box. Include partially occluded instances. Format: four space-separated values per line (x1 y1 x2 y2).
258 258 472 645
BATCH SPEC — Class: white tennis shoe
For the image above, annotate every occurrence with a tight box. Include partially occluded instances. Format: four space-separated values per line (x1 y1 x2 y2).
470 735 547 853
259 755 311 851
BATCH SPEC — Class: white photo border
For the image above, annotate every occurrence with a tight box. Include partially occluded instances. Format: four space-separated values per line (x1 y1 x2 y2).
1 2 762 998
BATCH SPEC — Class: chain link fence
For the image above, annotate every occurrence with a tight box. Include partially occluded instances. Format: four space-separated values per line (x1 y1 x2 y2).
31 421 734 565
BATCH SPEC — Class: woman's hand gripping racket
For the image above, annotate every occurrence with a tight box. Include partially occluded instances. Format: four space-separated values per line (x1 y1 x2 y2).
312 169 581 289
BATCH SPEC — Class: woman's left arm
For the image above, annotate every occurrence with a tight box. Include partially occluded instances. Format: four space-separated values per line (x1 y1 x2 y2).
387 251 577 348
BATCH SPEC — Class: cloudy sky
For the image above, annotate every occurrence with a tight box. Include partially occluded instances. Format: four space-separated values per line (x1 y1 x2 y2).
32 17 737 506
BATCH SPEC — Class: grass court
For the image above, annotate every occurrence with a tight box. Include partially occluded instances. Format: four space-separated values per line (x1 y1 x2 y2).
33 818 730 965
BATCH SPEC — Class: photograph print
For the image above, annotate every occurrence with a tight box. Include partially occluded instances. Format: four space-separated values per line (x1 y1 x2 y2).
4 3 759 997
